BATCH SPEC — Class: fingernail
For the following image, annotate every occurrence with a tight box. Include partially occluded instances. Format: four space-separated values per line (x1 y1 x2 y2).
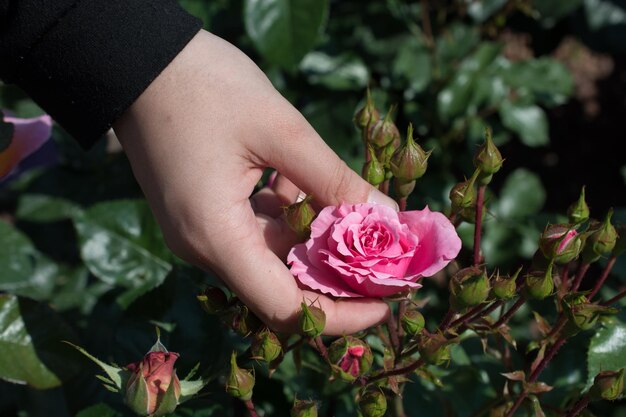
368 189 399 211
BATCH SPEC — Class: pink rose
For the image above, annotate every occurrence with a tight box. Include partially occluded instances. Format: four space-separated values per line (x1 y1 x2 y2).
0 113 53 180
287 203 462 298
126 351 181 414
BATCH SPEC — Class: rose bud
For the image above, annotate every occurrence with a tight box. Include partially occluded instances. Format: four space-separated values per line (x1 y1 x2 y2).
225 352 255 401
417 333 451 366
362 145 386 186
538 224 582 264
299 301 326 338
284 195 316 240
222 303 263 336
393 178 416 199
358 387 387 417
0 112 53 180
197 286 229 315
390 123 431 182
250 328 282 363
376 135 400 169
473 127 503 177
368 106 400 149
449 170 479 212
613 224 626 256
491 268 520 300
354 88 380 131
449 266 491 310
524 264 554 300
562 293 618 333
582 209 618 263
567 186 590 225
459 204 486 225
401 306 425 336
328 336 373 382
291 399 318 417
589 369 624 401
125 351 181 416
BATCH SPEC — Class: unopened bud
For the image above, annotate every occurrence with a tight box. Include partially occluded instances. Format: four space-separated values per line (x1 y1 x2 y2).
362 146 386 186
222 303 263 336
524 264 554 300
197 286 229 315
401 307 425 336
474 127 503 176
567 186 590 225
589 369 624 401
450 170 479 212
417 333 451 366
299 302 326 338
251 329 282 363
284 195 316 239
358 387 387 417
449 266 490 309
376 135 400 168
226 352 255 401
582 209 617 263
354 88 380 130
328 336 373 382
390 123 431 181
539 224 582 264
562 293 618 333
368 106 400 148
393 178 416 199
291 399 318 417
489 402 513 417
491 268 520 300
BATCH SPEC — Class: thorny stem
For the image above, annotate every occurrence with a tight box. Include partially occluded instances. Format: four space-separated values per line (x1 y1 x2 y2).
491 297 525 329
602 287 626 306
365 358 425 384
439 308 456 331
473 185 486 266
314 336 329 362
449 304 485 329
244 399 259 417
393 394 407 417
588 256 617 300
387 314 402 359
570 262 591 292
565 396 590 417
380 179 390 196
559 263 571 301
398 300 408 338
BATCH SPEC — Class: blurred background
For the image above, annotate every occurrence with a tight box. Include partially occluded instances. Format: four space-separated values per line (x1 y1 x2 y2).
1 1 625 416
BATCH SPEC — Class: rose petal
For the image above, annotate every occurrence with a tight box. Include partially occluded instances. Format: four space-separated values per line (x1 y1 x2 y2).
0 114 52 179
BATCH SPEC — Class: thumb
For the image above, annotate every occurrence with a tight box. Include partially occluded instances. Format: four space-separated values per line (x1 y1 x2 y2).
257 105 398 210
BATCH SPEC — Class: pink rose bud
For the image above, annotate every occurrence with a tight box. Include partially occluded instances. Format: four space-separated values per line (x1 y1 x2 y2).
473 126 503 179
354 88 380 130
298 301 326 338
291 399 318 417
582 209 618 263
362 145 386 186
225 352 255 401
0 112 52 180
358 387 388 417
125 351 181 416
589 369 624 401
539 224 582 264
284 195 317 240
567 186 590 225
328 336 373 382
390 123 431 181
368 106 400 149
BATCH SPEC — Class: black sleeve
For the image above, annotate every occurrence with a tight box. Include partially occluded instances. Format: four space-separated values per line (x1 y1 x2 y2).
0 0 203 148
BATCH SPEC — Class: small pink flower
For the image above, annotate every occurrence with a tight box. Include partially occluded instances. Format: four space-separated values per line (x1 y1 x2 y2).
0 113 53 180
338 346 366 378
288 203 461 298
557 229 578 253
126 351 181 414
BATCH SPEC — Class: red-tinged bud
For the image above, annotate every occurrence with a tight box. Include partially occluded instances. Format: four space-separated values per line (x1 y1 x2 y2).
582 209 618 263
225 352 255 401
567 186 590 225
362 146 386 186
291 399 318 417
376 135 401 168
358 387 387 417
354 88 380 130
390 123 431 181
524 264 554 300
539 224 582 264
284 195 316 240
589 369 624 401
449 266 490 310
491 268 521 300
328 336 373 382
393 178 416 199
251 329 282 363
401 306 425 336
450 170 479 212
197 286 229 315
417 333 452 366
299 301 326 338
474 127 503 177
368 106 400 148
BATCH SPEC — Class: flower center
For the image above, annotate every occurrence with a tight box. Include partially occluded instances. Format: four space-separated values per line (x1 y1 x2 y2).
358 223 391 255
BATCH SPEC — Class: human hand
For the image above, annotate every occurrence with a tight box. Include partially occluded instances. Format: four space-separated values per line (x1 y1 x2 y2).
113 30 397 335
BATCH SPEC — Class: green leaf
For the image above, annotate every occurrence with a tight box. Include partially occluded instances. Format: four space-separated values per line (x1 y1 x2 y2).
499 100 549 147
299 52 369 90
76 403 123 417
435 24 480 77
467 0 508 22
496 168 546 219
587 318 626 388
535 0 583 27
392 40 432 94
16 194 83 222
0 111 14 153
73 200 173 308
584 0 626 30
0 294 79 389
64 341 128 390
502 58 573 106
244 0 329 69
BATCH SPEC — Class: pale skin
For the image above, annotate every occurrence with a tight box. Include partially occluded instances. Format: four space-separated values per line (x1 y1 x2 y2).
114 30 397 335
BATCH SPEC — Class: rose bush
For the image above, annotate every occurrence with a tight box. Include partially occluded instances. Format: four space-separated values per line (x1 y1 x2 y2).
288 203 461 298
